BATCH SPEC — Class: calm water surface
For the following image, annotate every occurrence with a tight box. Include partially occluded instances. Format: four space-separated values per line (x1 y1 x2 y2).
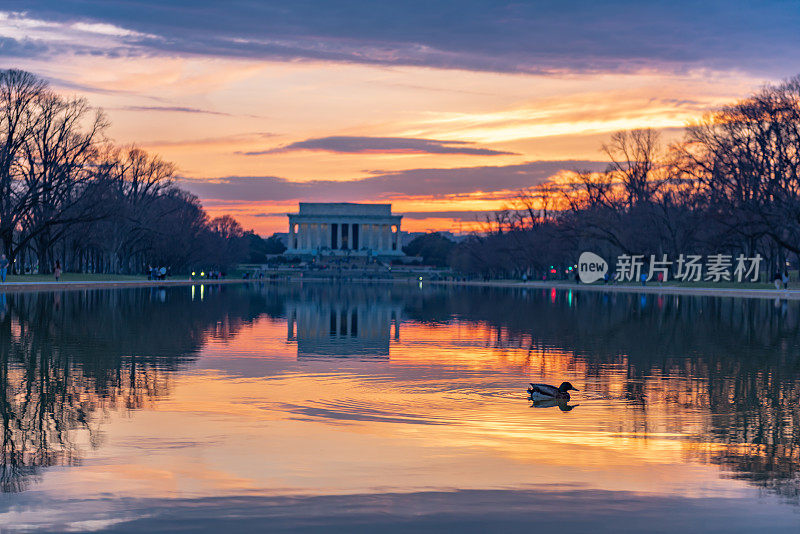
0 283 799 532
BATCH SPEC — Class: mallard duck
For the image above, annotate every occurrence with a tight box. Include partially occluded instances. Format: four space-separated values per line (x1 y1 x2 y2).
528 381 578 400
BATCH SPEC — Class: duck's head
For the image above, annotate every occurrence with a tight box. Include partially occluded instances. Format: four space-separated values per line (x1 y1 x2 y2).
558 382 579 393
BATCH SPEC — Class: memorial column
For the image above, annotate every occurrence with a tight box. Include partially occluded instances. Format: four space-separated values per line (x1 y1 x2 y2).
347 222 353 250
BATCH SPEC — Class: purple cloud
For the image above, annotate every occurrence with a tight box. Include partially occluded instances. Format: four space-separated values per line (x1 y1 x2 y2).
239 136 516 156
3 1 799 76
119 105 233 116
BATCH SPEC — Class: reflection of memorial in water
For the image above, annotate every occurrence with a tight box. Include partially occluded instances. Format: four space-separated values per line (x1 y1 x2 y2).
287 291 401 358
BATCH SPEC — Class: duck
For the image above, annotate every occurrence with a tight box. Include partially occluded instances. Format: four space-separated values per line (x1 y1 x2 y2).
527 381 579 401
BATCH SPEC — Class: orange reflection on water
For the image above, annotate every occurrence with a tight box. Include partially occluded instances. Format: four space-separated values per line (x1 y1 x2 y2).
12 311 761 503
3 281 797 518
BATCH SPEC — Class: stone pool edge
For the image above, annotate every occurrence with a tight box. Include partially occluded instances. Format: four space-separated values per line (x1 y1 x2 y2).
2 276 798 300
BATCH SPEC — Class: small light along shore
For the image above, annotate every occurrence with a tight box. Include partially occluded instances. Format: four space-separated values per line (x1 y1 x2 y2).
278 274 800 300
1 273 799 300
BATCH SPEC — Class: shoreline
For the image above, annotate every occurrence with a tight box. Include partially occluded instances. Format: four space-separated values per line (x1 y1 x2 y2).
282 276 800 300
0 278 256 294
0 275 798 300
427 279 800 300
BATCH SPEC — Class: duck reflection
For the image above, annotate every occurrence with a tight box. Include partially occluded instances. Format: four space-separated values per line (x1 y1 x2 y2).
530 398 577 412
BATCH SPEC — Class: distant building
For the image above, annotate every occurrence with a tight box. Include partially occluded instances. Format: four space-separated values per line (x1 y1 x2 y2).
271 232 289 246
285 202 404 257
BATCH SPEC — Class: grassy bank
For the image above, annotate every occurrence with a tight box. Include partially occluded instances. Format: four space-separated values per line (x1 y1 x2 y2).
3 273 149 283
0 276 256 294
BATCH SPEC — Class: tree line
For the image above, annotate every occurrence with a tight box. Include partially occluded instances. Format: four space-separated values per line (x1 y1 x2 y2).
411 75 800 280
0 69 267 275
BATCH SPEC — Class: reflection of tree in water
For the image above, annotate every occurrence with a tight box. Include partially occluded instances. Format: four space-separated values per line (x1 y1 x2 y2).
12 282 789 499
0 285 266 492
405 286 800 502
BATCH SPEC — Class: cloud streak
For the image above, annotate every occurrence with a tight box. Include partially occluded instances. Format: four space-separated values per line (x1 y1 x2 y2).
247 210 498 222
178 160 606 203
397 210 497 221
119 105 234 116
141 132 276 149
240 136 516 156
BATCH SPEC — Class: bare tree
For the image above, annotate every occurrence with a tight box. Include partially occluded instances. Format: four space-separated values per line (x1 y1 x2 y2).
0 69 255 276
0 70 47 260
16 92 108 271
603 128 664 207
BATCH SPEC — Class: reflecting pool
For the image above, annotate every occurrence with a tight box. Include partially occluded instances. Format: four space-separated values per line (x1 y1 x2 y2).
0 283 799 532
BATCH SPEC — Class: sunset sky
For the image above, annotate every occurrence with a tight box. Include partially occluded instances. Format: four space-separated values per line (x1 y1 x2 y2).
2 1 799 234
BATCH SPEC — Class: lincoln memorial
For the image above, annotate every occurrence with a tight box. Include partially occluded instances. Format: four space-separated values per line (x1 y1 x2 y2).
285 202 404 257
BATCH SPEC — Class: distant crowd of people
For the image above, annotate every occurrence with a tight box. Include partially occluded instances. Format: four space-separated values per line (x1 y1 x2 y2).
0 255 61 282
148 266 169 280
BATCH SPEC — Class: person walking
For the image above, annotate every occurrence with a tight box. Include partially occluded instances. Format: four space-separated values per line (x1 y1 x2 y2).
782 270 790 290
54 260 62 281
0 254 8 283
774 271 782 290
